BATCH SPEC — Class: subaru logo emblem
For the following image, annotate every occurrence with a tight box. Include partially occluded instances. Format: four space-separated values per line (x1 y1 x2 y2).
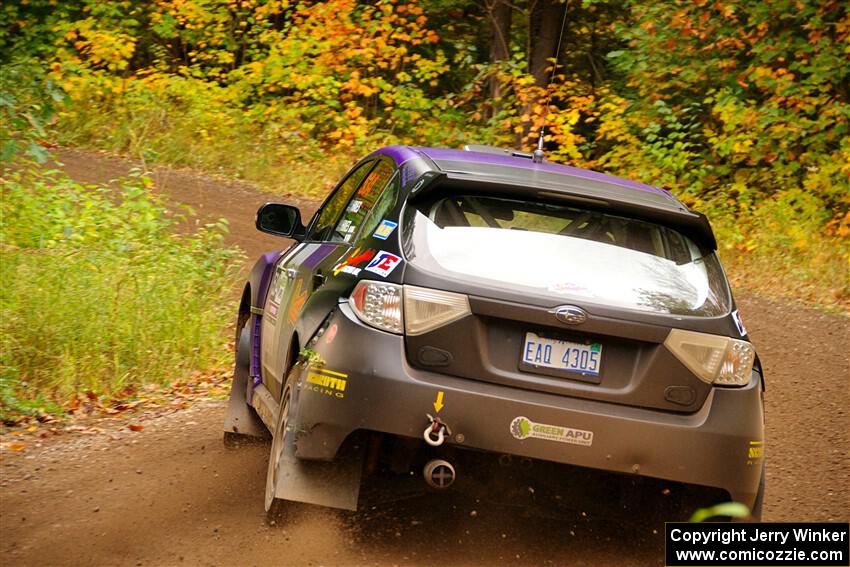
552 305 587 325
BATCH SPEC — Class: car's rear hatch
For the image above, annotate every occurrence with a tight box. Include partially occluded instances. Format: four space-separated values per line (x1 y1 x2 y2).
400 180 738 414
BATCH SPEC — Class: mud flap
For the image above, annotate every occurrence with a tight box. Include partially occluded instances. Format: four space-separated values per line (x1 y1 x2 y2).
273 439 364 511
223 327 267 438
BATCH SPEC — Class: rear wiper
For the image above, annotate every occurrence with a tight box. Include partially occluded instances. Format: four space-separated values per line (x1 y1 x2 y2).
676 252 709 266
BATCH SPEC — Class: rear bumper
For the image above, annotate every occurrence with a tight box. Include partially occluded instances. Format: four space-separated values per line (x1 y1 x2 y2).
292 303 765 507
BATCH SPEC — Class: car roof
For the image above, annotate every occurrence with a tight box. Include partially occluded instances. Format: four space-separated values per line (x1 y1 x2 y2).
370 145 716 250
373 145 683 210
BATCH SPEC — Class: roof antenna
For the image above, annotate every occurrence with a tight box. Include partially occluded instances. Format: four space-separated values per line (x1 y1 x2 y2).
532 1 570 165
532 127 545 163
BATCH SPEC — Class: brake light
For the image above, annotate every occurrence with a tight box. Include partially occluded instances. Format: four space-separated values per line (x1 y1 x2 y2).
348 282 470 335
664 329 756 386
403 285 470 336
349 281 403 333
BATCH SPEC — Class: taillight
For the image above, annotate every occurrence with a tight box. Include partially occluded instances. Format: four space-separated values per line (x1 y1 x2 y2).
403 285 470 336
349 281 403 334
348 281 471 336
664 329 756 386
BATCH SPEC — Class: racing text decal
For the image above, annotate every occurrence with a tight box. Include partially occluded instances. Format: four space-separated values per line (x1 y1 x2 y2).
510 416 593 446
304 367 348 399
747 440 764 465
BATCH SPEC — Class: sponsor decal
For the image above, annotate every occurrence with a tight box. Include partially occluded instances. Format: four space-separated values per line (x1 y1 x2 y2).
509 416 593 447
332 247 376 276
346 200 362 213
337 219 353 234
269 272 287 304
266 266 288 320
304 367 348 399
343 221 358 242
373 219 398 240
747 441 764 465
364 250 402 277
732 309 747 336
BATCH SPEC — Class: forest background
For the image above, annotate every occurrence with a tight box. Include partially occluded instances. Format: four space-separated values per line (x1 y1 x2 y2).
1 0 848 415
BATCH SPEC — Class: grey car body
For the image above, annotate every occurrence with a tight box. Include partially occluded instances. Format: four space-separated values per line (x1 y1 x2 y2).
224 145 765 519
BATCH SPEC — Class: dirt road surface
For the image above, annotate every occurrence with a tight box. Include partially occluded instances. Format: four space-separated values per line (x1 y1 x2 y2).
2 149 848 566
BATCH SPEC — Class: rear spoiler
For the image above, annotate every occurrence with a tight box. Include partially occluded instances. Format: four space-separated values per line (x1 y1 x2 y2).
409 172 718 251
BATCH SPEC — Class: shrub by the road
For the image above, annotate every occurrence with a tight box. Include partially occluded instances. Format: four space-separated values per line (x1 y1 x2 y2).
0 169 243 418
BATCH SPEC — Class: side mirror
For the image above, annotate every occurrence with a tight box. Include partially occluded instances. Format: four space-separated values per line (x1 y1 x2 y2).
256 203 306 240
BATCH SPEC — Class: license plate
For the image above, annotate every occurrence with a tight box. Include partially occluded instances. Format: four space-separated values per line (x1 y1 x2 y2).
521 332 602 376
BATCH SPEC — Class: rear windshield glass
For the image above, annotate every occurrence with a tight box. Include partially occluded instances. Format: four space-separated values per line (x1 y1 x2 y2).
402 194 730 316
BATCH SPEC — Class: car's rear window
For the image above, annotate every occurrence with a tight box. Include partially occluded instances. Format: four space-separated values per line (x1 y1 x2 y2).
402 194 731 316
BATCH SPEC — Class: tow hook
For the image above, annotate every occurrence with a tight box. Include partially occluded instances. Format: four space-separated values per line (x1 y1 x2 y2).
423 414 452 447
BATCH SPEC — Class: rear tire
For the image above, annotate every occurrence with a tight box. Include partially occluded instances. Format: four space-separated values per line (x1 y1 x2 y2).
265 371 295 522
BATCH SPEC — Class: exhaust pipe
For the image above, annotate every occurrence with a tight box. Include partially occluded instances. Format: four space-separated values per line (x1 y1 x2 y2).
423 459 456 489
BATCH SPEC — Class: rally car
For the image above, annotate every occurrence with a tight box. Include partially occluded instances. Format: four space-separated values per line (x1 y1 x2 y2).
223 145 765 520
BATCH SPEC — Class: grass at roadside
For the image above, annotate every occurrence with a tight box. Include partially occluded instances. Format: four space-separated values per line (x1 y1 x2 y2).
709 201 849 312
0 167 244 420
721 241 848 312
56 74 356 202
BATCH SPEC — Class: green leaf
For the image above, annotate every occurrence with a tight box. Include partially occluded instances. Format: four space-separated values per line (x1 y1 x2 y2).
1 140 18 162
689 502 751 523
26 141 49 164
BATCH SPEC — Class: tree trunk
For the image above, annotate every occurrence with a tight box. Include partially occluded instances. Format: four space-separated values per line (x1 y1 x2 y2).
518 0 564 147
487 0 512 109
528 0 564 87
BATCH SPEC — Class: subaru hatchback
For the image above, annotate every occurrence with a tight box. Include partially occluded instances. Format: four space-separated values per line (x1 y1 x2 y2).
224 145 765 520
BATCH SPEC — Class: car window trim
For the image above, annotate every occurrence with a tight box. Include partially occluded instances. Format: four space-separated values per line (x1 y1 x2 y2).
304 158 378 242
347 159 400 243
331 157 396 243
